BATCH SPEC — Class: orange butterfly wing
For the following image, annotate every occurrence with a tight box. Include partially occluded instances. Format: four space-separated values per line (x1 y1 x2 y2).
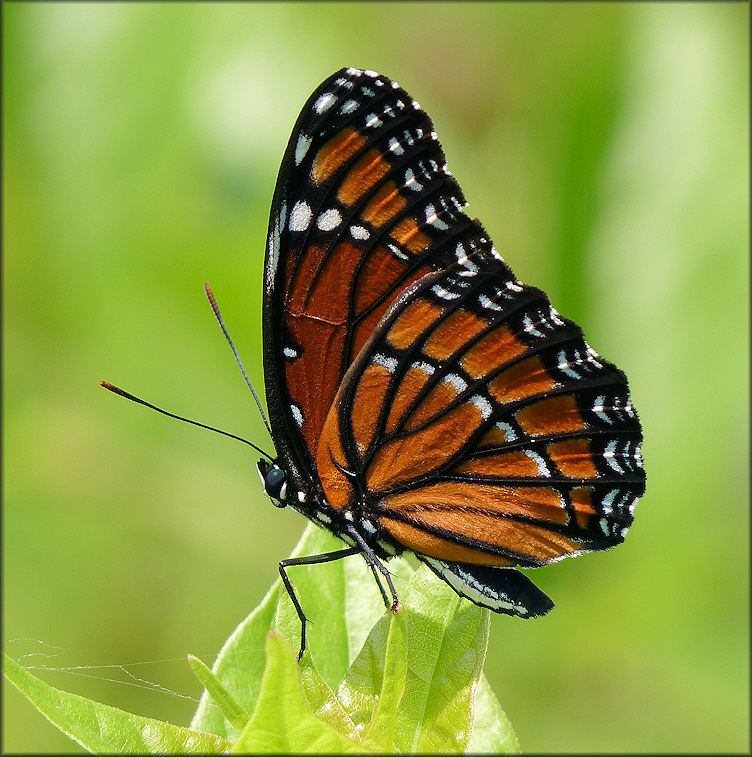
317 250 644 571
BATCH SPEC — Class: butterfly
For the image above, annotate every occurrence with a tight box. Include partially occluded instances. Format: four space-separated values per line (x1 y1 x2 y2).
256 67 645 655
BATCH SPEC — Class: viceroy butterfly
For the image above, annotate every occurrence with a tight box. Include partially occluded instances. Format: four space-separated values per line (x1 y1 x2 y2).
255 67 645 655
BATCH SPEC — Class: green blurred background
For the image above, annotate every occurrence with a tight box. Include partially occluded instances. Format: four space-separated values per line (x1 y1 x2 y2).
3 2 748 753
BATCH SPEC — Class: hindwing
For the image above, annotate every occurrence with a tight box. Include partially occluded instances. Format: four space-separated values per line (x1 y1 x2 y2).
317 245 644 569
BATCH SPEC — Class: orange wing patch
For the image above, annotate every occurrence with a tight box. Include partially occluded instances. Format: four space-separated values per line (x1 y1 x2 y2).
287 245 328 315
516 395 586 436
489 356 557 403
362 181 407 227
317 405 355 511
366 401 485 492
477 422 518 448
379 517 516 566
379 482 582 564
351 362 392 453
386 298 444 350
390 217 432 254
297 242 362 321
312 127 368 186
402 375 466 430
284 317 348 455
337 149 392 206
461 325 528 379
353 246 410 316
422 308 488 361
570 487 597 529
382 481 569 524
385 362 434 434
454 450 544 478
546 439 598 478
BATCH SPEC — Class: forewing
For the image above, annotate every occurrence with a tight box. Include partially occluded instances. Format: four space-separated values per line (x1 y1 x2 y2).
318 248 645 569
263 67 482 490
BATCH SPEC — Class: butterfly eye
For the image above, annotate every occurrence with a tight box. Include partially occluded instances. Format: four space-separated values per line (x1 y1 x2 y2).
258 460 288 505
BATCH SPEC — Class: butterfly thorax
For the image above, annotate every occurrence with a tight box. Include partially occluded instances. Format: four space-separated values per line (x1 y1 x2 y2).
257 457 404 562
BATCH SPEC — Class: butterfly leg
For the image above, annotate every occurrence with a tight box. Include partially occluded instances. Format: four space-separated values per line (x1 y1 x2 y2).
278 546 360 659
368 562 393 610
345 525 400 613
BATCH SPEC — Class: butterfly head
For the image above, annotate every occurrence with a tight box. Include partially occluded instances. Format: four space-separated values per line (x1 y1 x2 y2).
257 459 287 507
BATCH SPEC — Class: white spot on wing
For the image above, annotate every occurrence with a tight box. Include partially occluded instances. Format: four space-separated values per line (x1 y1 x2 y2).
314 92 335 114
470 394 493 420
388 137 404 155
425 203 449 230
592 395 613 425
373 353 398 373
295 133 311 165
495 421 518 442
479 293 503 311
444 373 468 393
340 99 358 115
317 208 342 231
557 350 581 380
432 283 459 300
388 242 409 260
350 225 370 240
289 200 312 232
404 167 423 191
412 360 435 375
524 449 551 477
603 440 625 473
421 557 524 614
522 314 545 338
290 404 304 427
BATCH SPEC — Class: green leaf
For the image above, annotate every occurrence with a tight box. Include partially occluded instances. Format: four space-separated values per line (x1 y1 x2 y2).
191 525 518 753
2 652 231 754
335 563 516 754
334 605 400 739
470 676 521 753
297 654 361 742
187 654 249 732
6 523 518 753
232 633 366 754
395 565 491 753
190 523 412 738
360 607 409 753
189 573 280 740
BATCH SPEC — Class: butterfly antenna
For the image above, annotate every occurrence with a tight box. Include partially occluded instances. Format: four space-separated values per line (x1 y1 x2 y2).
204 283 274 440
99 381 273 460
